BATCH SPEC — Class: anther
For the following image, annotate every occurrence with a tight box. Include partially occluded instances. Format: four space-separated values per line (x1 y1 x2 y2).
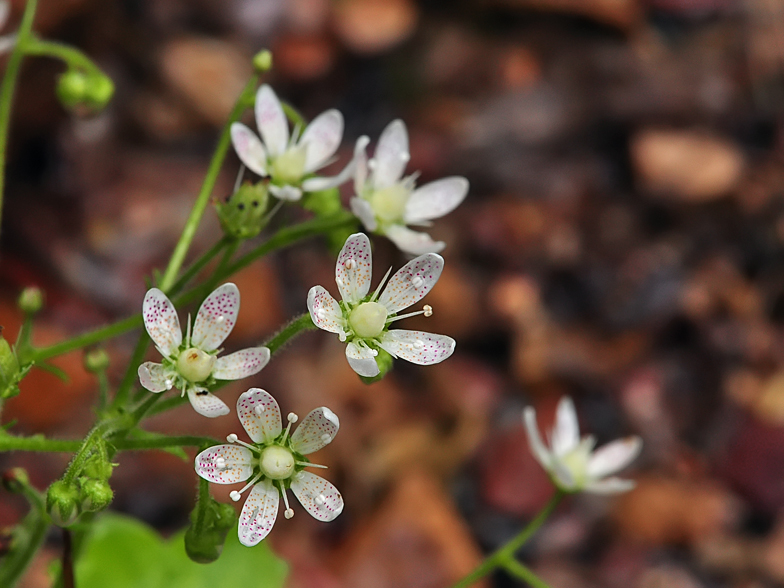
227 434 238 443
284 509 294 519
164 379 173 388
297 460 328 469
423 305 433 317
280 482 295 519
230 491 241 502
287 412 298 423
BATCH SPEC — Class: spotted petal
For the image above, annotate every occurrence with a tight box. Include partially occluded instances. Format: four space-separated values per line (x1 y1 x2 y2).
385 224 445 256
372 120 409 190
379 329 455 366
300 109 343 173
212 347 270 380
404 177 469 224
238 479 279 546
138 362 173 393
187 388 230 418
335 233 373 305
346 341 379 377
551 397 580 457
290 407 340 455
231 123 268 177
350 197 378 231
254 84 288 157
195 445 253 484
142 288 182 357
191 283 240 352
587 437 642 480
307 286 346 337
290 471 344 522
378 253 444 314
237 388 282 443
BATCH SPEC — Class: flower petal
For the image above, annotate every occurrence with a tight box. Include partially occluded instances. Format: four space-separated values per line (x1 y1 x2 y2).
290 407 340 455
0 2 9 30
290 471 344 522
404 177 469 224
378 330 455 366
191 283 240 352
372 119 409 190
551 397 580 457
587 437 642 480
350 197 378 231
230 123 268 177
523 406 552 469
212 347 271 380
335 233 373 305
137 362 173 393
143 288 182 357
378 253 444 314
346 341 379 377
237 388 283 443
307 286 346 336
353 136 370 196
268 183 303 201
385 224 445 256
0 33 14 55
238 479 279 546
300 109 343 173
187 388 230 418
583 477 636 495
254 84 288 157
195 444 253 484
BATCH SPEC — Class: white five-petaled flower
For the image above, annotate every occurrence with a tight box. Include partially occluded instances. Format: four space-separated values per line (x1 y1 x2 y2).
350 119 469 255
524 397 642 495
195 388 343 546
231 84 353 202
138 283 270 418
307 232 456 378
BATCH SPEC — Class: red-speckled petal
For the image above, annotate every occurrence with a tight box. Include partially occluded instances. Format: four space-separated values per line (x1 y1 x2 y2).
237 388 282 443
137 362 173 393
290 407 340 455
379 330 455 365
231 122 268 177
377 253 444 314
212 347 270 380
191 283 240 352
335 233 372 305
238 480 279 546
187 389 230 418
290 471 344 522
255 84 288 157
142 288 181 357
307 286 346 336
195 445 253 485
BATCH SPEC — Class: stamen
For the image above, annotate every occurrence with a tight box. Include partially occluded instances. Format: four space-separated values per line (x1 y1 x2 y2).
370 266 393 302
281 412 298 443
233 163 246 193
230 473 261 501
185 313 192 348
226 433 256 451
279 482 294 519
297 461 328 469
386 305 433 324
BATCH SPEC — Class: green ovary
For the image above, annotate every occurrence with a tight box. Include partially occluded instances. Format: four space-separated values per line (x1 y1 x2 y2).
260 446 295 480
349 302 388 339
176 348 215 383
270 146 307 184
559 446 590 488
369 183 410 223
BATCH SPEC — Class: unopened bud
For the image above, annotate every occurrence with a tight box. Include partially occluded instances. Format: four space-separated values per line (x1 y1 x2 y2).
185 499 236 563
83 348 110 373
215 182 269 240
84 73 114 110
18 287 43 315
46 480 80 527
56 70 89 109
57 69 114 113
253 50 273 73
80 479 113 512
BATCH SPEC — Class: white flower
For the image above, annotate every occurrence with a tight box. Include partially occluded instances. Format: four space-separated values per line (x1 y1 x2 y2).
350 120 468 255
0 2 17 55
138 283 270 418
524 397 642 494
307 232 456 378
231 84 354 202
195 388 343 546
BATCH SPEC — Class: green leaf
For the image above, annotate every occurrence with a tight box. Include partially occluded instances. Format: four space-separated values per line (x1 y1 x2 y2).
74 512 288 588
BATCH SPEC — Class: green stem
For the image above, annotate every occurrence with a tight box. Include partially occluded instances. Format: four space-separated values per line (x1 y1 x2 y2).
111 335 149 407
0 0 39 235
23 37 102 74
96 370 109 412
62 424 110 485
0 474 48 588
0 434 81 452
264 313 315 355
114 435 216 451
169 237 230 295
452 491 564 588
31 314 142 363
501 559 551 588
157 74 259 292
0 433 214 453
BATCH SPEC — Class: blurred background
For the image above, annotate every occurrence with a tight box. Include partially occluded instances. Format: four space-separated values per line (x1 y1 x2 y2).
2 0 784 586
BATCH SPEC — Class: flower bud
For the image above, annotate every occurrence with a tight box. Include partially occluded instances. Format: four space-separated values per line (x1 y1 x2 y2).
17 287 43 315
84 73 114 110
46 480 81 527
80 479 113 512
253 50 273 73
56 70 89 110
0 335 22 400
359 348 394 385
83 348 109 374
215 182 270 240
57 69 114 113
184 499 236 563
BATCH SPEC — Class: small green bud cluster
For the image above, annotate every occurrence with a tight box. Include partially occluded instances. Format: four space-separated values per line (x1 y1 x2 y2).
17 287 43 315
184 495 237 563
83 348 110 373
46 480 81 527
47 445 116 526
56 69 115 113
215 182 270 240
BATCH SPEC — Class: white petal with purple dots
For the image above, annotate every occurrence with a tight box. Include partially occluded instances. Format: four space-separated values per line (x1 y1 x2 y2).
237 388 282 444
290 407 340 455
191 283 240 352
212 347 270 381
238 479 280 547
379 330 455 365
194 445 253 485
142 288 182 357
290 471 344 522
378 253 444 314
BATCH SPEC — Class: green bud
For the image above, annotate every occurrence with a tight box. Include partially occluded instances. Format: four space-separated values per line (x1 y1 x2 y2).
79 479 113 512
359 347 394 385
2 468 30 494
83 348 109 373
185 499 236 563
84 73 114 110
17 287 43 315
253 50 273 73
0 335 22 400
215 182 270 240
46 480 81 527
56 70 89 110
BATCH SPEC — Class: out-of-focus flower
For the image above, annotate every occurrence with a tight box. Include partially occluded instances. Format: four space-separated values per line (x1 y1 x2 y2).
138 284 270 418
0 2 15 55
307 232 455 378
195 388 343 546
231 84 353 201
350 120 468 255
524 397 642 494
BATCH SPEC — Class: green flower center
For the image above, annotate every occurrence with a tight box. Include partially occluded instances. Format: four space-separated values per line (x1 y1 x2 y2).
270 146 307 185
349 302 388 339
559 444 592 489
259 445 295 480
369 183 410 223
176 347 215 383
